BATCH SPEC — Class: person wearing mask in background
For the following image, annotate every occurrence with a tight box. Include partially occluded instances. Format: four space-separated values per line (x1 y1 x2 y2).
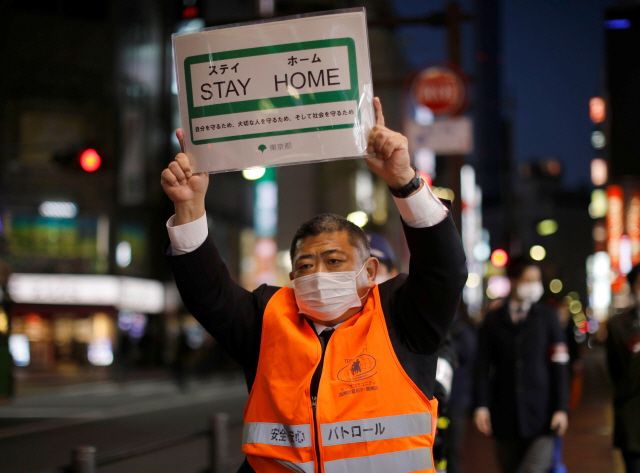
606 263 640 473
161 98 468 473
473 257 570 473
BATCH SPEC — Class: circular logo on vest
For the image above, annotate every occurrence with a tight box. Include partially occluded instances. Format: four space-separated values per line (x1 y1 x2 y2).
337 354 377 382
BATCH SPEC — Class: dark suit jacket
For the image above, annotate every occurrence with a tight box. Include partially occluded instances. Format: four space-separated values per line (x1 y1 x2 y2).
606 308 640 452
474 301 570 439
166 207 467 472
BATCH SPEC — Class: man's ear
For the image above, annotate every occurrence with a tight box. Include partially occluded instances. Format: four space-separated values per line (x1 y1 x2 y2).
366 257 379 287
289 272 294 281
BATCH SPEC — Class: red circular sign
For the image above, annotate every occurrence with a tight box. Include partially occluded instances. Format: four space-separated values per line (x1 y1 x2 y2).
413 67 467 116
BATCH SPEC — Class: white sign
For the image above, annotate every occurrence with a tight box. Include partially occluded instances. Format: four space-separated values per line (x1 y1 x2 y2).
405 116 473 155
173 9 375 173
8 274 165 314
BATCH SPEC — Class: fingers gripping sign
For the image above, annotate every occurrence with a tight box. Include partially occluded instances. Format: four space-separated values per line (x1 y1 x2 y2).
365 97 419 191
161 129 209 225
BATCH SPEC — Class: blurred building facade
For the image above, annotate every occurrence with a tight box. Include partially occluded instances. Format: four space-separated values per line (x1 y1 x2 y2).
0 0 417 376
2 0 620 381
512 159 592 308
597 4 640 318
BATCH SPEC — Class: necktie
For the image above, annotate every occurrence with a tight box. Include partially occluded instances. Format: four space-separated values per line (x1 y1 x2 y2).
310 329 334 406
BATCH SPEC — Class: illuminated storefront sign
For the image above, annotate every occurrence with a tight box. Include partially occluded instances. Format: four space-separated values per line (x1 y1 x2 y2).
589 251 612 321
7 274 165 313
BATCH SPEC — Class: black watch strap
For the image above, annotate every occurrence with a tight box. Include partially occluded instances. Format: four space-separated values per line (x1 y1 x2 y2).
388 167 422 198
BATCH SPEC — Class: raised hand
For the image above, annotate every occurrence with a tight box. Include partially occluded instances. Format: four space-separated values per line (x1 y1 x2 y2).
161 129 209 225
365 97 417 190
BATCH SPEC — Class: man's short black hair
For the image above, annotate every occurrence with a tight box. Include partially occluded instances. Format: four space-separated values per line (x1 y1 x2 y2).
628 263 640 289
506 255 538 280
290 213 370 264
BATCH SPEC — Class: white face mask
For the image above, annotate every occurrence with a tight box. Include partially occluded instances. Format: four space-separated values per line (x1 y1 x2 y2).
292 263 370 322
516 281 544 304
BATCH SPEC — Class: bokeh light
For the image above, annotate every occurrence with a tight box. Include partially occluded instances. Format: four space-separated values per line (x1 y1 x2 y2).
243 167 266 180
466 273 481 288
491 249 508 267
347 211 368 228
536 219 558 236
550 279 563 293
530 245 546 261
80 149 101 172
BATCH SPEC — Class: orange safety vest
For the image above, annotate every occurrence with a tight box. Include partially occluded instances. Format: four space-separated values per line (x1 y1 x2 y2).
242 285 438 473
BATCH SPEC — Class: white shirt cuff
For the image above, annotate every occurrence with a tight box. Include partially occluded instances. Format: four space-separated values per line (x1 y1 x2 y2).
393 184 449 228
166 213 208 255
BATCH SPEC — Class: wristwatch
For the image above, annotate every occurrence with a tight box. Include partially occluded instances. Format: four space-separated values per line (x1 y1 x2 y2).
388 167 422 198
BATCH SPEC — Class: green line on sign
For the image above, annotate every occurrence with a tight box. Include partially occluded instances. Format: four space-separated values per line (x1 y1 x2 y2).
184 37 360 145
192 123 355 145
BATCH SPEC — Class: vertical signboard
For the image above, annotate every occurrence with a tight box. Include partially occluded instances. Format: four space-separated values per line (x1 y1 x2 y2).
606 185 624 292
460 165 482 312
627 190 640 266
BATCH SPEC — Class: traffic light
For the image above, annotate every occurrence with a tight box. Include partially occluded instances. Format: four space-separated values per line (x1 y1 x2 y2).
79 149 101 172
179 0 200 20
52 147 103 172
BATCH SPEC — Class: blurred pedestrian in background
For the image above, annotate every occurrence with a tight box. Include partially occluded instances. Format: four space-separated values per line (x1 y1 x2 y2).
474 256 570 473
557 298 584 411
606 263 640 473
173 316 191 391
446 303 477 473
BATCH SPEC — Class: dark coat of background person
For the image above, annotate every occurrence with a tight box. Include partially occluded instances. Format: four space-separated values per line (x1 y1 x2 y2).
446 312 478 473
606 307 640 454
474 301 570 439
166 204 467 473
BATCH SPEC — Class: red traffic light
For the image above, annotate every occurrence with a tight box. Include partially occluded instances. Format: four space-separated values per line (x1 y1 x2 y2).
491 249 508 268
182 5 198 18
80 149 101 172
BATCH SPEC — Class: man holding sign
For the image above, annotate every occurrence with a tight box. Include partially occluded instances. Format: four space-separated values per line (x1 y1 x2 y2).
162 98 466 473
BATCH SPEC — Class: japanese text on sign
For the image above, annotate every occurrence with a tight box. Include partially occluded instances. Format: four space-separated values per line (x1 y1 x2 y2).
187 44 352 108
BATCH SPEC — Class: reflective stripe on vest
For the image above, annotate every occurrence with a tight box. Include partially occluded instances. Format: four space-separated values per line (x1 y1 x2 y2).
275 459 316 473
243 286 438 472
320 412 431 447
243 422 313 448
323 447 433 473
